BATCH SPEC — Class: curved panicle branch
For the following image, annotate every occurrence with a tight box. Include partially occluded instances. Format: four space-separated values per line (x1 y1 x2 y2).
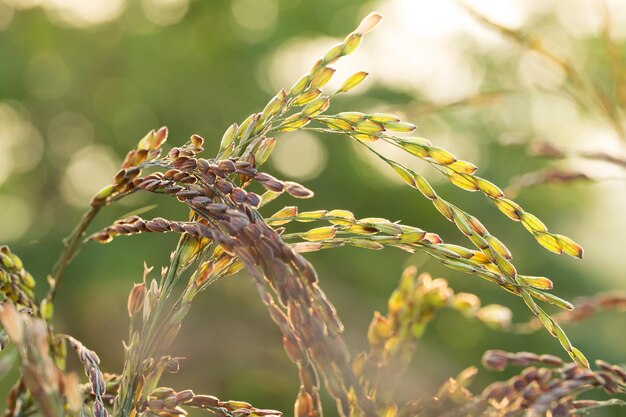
128 159 379 417
403 350 626 416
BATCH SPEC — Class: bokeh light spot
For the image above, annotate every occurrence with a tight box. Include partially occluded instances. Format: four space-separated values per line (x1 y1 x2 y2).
0 102 45 184
141 0 189 26
270 132 327 181
0 194 34 242
24 52 72 100
43 0 125 28
556 0 602 38
0 2 14 31
3 0 42 8
60 145 119 207
231 0 278 43
48 112 95 164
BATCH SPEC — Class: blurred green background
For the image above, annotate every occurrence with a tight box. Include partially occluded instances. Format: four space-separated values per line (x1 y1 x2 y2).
1 0 625 415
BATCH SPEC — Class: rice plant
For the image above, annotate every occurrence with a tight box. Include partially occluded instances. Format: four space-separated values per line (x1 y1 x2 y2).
1 11 624 417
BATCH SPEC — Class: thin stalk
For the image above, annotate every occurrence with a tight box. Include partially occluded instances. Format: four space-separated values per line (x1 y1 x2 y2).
46 205 101 303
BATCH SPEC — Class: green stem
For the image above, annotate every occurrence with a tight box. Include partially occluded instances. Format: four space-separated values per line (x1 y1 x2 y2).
46 205 101 303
